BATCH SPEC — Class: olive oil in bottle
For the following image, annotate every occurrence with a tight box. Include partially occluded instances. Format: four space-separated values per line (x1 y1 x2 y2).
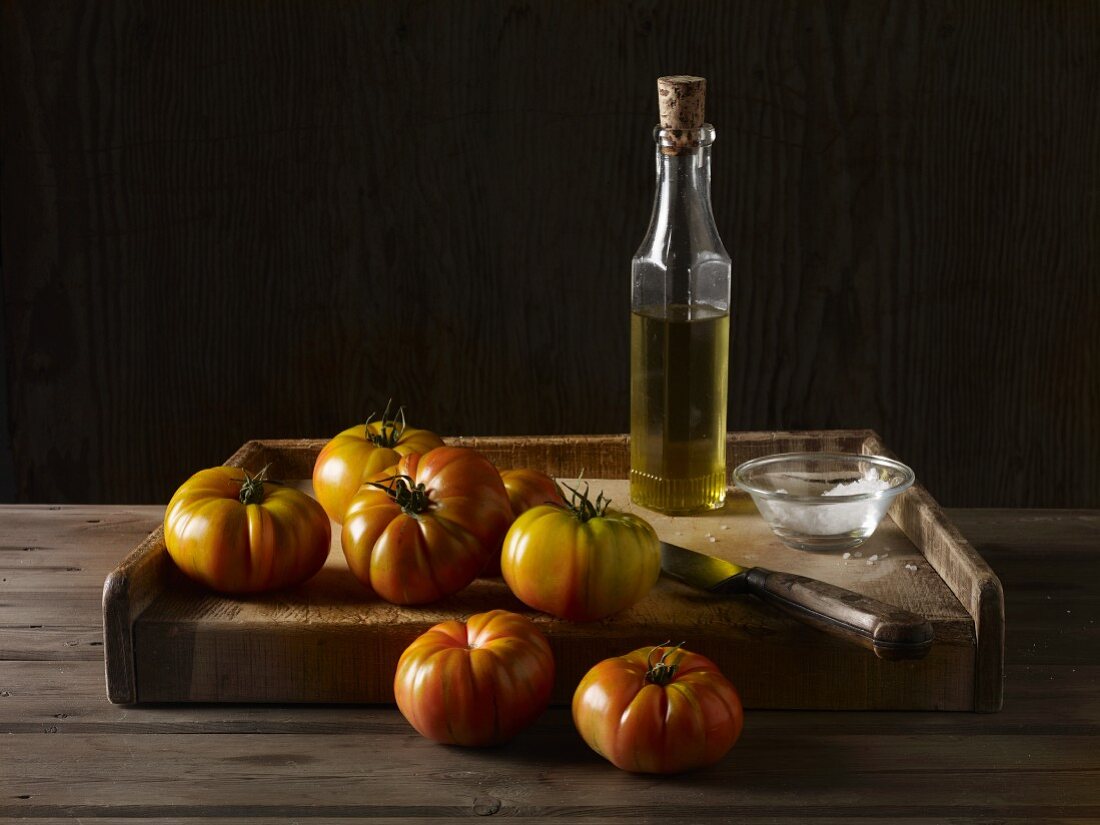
630 304 729 512
629 76 732 514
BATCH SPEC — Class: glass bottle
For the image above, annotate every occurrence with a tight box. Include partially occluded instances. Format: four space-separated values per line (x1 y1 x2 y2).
630 76 731 514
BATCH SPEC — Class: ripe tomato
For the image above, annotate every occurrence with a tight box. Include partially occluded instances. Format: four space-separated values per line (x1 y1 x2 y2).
501 482 660 621
573 643 744 774
500 468 565 517
394 609 554 746
341 447 513 604
477 469 566 577
313 401 443 524
164 466 331 594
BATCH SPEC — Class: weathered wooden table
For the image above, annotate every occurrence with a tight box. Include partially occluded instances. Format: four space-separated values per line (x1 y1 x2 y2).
2 505 1097 821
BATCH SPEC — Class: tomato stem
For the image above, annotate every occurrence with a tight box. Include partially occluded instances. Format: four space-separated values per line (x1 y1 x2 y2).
644 641 687 687
238 464 271 506
365 399 407 448
560 474 611 523
364 474 432 516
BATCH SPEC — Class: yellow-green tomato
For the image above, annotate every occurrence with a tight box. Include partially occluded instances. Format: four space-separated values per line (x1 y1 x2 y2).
164 467 331 594
501 502 660 621
312 405 443 524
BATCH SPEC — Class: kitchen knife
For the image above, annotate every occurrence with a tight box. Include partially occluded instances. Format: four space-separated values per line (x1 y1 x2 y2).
660 542 934 660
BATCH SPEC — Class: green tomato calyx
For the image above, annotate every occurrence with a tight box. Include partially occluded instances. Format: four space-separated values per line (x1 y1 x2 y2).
238 465 271 506
560 476 611 523
366 474 432 516
645 641 687 687
365 398 407 448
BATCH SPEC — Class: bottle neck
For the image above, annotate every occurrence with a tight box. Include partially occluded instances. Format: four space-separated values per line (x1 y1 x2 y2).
655 143 713 213
632 124 730 317
651 124 717 237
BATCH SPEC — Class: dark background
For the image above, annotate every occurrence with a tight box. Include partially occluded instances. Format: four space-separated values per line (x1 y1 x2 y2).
1 1 1097 507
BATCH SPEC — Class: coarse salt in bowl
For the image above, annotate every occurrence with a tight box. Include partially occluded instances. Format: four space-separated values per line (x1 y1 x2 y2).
732 453 915 552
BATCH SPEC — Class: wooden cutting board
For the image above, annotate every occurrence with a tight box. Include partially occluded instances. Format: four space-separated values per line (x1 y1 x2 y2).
103 431 1003 711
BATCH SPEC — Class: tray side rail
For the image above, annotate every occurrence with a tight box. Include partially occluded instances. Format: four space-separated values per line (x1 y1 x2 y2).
248 430 878 483
863 434 1004 711
102 440 269 703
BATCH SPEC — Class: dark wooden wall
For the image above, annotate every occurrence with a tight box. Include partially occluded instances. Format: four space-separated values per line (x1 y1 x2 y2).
2 1 1097 507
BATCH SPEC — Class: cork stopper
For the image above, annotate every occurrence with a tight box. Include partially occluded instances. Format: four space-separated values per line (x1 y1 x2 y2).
657 76 706 130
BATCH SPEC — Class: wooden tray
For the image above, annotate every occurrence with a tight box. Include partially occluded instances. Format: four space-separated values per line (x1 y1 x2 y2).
102 431 1004 711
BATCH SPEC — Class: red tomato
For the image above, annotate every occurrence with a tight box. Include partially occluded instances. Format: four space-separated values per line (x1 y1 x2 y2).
341 447 512 604
313 401 443 524
500 468 566 517
572 643 744 774
394 610 555 746
501 482 660 621
164 466 331 594
478 468 566 577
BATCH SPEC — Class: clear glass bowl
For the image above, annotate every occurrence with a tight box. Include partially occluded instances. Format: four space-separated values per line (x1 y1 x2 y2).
732 453 916 551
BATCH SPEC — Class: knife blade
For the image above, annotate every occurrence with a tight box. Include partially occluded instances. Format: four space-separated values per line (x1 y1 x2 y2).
660 542 934 660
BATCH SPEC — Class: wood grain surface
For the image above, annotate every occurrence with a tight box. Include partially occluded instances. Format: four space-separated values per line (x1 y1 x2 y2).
0 505 1096 821
2 1 1098 508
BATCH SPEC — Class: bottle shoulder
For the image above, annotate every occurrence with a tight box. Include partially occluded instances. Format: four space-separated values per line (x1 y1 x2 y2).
633 198 729 265
632 235 731 269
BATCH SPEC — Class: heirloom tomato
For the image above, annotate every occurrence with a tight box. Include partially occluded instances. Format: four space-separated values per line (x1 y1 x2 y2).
499 468 566 517
572 643 744 774
501 481 660 621
312 401 443 524
164 466 331 594
341 447 512 604
480 468 566 577
394 609 554 746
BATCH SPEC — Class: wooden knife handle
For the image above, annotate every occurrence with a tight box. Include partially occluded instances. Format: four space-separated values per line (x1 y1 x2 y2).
745 568 934 660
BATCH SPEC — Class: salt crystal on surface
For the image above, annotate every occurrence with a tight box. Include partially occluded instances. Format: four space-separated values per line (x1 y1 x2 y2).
866 560 873 565
869 554 879 561
720 525 729 530
708 536 716 543
842 552 851 560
